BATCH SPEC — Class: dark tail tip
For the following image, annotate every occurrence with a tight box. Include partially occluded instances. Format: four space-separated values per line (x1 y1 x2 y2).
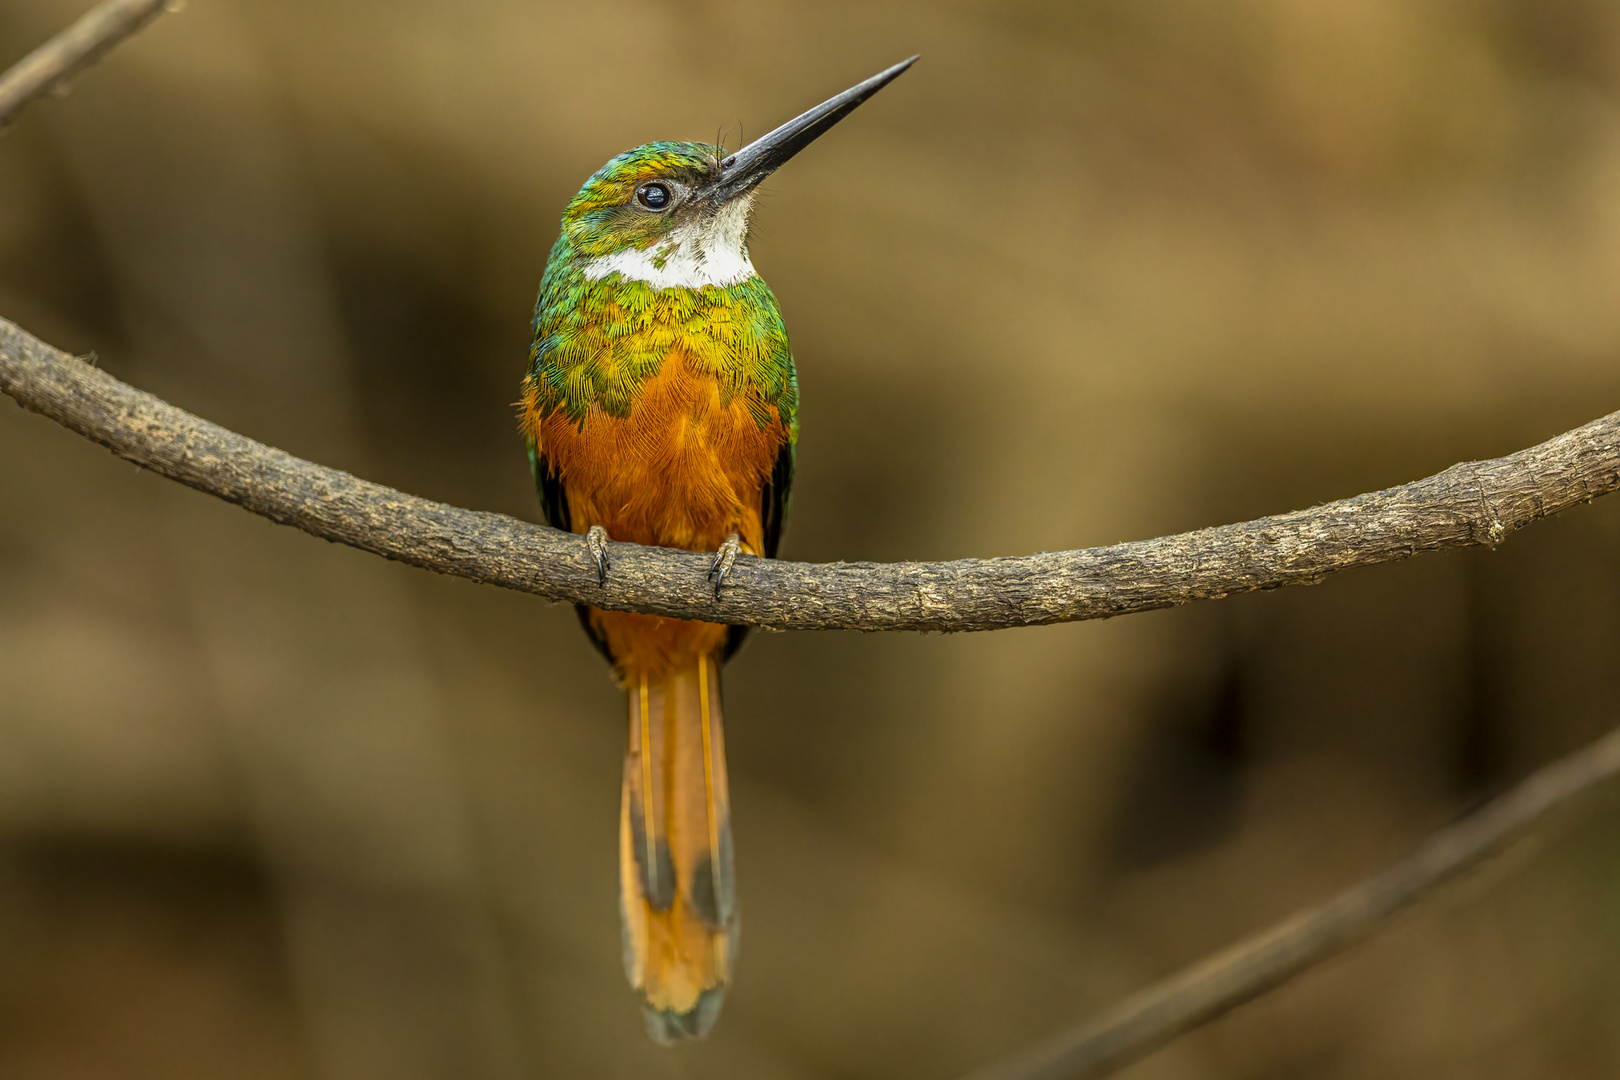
643 988 726 1044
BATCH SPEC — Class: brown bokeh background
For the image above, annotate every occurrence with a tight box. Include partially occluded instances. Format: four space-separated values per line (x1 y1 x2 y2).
3 1 1620 1077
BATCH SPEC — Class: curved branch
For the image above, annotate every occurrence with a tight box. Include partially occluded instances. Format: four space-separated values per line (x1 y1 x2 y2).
4 317 1619 632
0 0 171 129
959 718 1620 1080
7 8 1620 1076
1 10 1617 632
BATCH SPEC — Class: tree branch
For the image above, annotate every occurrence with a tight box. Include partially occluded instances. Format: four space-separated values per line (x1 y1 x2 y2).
0 0 171 129
960 719 1620 1080
1 0 1618 636
6 6 1620 1075
3 317 1619 631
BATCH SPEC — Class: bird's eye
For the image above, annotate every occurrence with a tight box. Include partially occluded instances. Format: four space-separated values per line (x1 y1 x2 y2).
636 183 671 210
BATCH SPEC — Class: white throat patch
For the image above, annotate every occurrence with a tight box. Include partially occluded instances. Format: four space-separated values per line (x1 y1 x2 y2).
582 194 757 289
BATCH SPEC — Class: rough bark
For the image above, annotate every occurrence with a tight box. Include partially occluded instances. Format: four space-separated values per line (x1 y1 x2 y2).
7 10 1620 1080
5 317 1619 632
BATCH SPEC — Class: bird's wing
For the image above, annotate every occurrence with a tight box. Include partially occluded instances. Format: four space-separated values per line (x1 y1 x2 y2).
759 438 795 560
722 438 794 663
531 442 616 664
530 442 572 533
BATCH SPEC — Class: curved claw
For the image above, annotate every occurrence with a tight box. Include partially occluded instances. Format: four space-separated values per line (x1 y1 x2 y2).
707 533 742 598
586 524 611 586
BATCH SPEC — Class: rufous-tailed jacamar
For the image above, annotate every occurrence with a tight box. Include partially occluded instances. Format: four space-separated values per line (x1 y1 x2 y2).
520 59 916 1041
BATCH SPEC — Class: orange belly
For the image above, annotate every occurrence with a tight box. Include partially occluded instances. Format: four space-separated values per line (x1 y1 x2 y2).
526 350 789 680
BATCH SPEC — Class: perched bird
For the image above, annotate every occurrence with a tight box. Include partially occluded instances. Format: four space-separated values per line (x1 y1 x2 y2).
520 59 916 1042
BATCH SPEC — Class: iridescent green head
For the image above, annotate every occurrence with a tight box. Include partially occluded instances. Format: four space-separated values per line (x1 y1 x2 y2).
561 142 726 260
560 141 756 289
553 56 919 291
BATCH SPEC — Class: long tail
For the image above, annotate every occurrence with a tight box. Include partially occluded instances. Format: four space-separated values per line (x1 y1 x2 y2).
619 653 738 1042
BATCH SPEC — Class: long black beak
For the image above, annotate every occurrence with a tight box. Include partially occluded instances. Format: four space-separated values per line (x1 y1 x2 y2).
703 56 918 203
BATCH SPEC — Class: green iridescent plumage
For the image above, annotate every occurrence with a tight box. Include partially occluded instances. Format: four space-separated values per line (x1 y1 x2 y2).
518 60 915 1046
526 142 799 438
531 271 797 429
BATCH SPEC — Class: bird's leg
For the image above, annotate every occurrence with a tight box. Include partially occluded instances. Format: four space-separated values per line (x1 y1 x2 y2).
586 524 611 586
707 533 742 598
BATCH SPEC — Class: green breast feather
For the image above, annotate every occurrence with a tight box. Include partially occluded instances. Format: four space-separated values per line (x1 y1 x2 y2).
529 255 799 440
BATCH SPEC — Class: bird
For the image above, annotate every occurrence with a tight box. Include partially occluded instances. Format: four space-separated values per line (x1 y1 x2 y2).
519 58 917 1042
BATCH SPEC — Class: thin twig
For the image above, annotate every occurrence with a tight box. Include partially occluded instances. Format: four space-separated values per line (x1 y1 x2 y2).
0 0 171 129
3 317 1619 631
959 721 1620 1080
4 6 1620 1075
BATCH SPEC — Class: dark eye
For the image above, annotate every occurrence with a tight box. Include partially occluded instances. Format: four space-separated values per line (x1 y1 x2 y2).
636 183 671 210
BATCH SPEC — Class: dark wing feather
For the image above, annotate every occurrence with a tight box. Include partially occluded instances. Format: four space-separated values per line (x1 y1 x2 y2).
760 440 795 559
531 445 615 665
532 445 571 533
722 440 795 663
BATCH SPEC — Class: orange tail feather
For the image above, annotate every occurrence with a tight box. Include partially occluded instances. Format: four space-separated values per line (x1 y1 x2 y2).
619 654 737 1042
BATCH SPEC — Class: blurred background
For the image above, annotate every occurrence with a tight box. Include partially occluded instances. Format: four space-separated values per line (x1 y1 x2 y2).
2 1 1620 1077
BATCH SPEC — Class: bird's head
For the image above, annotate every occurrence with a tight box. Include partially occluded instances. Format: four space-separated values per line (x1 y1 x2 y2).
557 56 917 290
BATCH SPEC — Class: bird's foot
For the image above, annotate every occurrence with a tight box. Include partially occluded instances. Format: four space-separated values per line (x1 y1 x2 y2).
585 525 611 586
707 533 742 598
